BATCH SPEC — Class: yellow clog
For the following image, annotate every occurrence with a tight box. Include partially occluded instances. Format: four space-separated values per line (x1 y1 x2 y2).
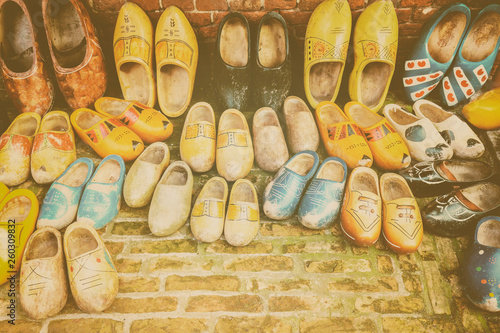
462 87 500 130
114 2 156 107
304 0 351 108
0 112 40 186
95 97 173 143
0 189 39 285
155 6 198 117
0 183 9 202
180 102 216 173
70 108 144 161
344 101 410 171
315 101 372 169
348 0 398 113
31 111 76 184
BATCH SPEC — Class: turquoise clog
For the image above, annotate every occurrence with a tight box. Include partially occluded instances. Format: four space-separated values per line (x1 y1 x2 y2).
402 3 470 103
37 158 95 230
298 157 347 230
263 150 319 220
77 155 125 229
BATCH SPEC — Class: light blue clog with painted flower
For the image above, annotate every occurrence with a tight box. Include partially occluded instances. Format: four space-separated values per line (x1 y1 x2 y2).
37 158 95 230
403 3 470 103
439 4 500 107
77 155 125 229
263 150 319 220
298 157 347 230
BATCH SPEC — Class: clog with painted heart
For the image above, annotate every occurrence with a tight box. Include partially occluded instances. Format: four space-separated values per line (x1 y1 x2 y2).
71 108 144 161
155 6 198 117
283 96 319 154
37 157 95 230
462 87 500 130
114 2 156 107
0 112 40 186
20 227 67 319
95 97 173 143
63 222 118 313
31 111 76 184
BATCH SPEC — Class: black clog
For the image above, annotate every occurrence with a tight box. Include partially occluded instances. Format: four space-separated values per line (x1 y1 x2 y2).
422 182 500 237
253 12 291 111
399 160 493 197
213 12 251 110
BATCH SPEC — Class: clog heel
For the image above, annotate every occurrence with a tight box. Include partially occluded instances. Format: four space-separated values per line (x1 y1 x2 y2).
462 87 500 130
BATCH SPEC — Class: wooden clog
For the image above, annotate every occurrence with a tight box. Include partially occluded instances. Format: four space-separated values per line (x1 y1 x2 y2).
20 227 67 319
462 87 500 130
283 96 319 154
114 2 155 107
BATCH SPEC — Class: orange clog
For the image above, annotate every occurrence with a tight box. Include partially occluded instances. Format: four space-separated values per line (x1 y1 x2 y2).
95 97 173 144
70 108 144 161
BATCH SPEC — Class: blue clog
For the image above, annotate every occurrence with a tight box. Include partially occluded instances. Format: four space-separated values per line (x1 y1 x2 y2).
463 216 500 312
403 3 470 103
439 4 500 107
37 158 95 230
263 150 319 220
298 157 347 229
77 155 126 229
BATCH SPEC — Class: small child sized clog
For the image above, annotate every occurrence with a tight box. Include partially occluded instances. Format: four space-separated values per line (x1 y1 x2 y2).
20 227 67 319
63 222 118 313
263 150 319 220
77 155 126 230
283 96 319 154
298 157 347 230
463 216 500 312
37 158 95 230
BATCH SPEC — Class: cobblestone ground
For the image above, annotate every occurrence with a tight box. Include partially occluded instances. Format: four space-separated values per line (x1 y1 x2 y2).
1 85 499 333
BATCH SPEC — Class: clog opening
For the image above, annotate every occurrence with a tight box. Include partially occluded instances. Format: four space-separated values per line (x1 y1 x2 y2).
462 182 500 211
162 166 187 186
387 107 418 125
309 62 341 103
477 219 500 248
26 231 58 260
67 227 98 259
317 161 344 182
318 104 346 124
220 113 244 131
0 195 31 223
140 146 166 164
348 104 382 128
158 65 189 115
99 99 130 116
428 12 467 63
382 176 412 201
8 116 38 136
92 159 121 184
435 161 492 182
0 1 34 72
417 103 452 123
353 171 378 194
58 162 90 187
76 111 102 130
287 154 315 176
220 17 248 67
232 182 255 203
188 104 213 123
258 18 286 68
46 0 87 68
119 63 150 105
254 109 279 128
41 114 69 132
204 179 225 200
284 97 309 116
360 62 392 109
462 12 500 62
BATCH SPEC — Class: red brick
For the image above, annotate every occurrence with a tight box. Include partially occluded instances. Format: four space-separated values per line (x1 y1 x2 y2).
213 12 231 25
433 0 457 5
198 25 218 39
185 12 211 27
93 0 124 12
229 0 262 11
413 7 439 22
242 11 267 23
129 0 159 12
400 0 432 6
265 0 296 10
399 23 423 37
349 0 365 10
367 0 396 5
162 0 195 11
396 8 412 23
297 0 322 11
280 10 311 25
197 0 228 11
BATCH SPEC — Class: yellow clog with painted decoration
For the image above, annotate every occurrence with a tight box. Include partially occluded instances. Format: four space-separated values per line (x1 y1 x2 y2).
31 111 76 184
114 2 156 107
155 6 198 117
224 179 260 247
70 108 144 161
95 97 173 143
348 0 398 113
344 101 410 171
0 188 39 285
0 112 40 186
304 0 351 108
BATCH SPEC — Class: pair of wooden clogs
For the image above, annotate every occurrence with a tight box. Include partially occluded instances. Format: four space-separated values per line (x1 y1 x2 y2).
114 3 197 117
19 223 118 319
0 111 76 186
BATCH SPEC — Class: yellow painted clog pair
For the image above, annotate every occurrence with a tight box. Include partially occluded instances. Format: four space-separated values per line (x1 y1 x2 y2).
114 3 198 117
